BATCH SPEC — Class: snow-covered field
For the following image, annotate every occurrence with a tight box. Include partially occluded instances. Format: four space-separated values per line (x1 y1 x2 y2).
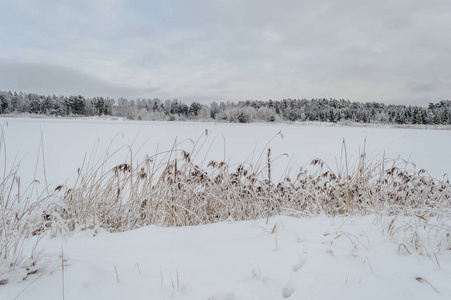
1 117 450 187
4 216 451 300
1 117 451 300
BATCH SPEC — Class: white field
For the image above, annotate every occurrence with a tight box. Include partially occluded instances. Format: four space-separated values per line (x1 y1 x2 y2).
5 216 451 300
1 117 451 300
1 117 450 188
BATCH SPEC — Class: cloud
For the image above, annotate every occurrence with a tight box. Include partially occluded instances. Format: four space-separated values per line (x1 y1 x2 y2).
0 62 159 99
1 0 451 105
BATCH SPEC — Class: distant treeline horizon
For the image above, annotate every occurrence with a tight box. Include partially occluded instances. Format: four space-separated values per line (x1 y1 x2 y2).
0 90 450 125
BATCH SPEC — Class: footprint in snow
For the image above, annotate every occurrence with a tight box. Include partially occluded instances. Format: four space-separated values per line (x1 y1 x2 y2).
292 255 307 272
296 236 305 243
282 282 296 298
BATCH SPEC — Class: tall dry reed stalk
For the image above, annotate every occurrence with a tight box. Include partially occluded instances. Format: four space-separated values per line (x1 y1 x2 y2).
0 126 65 284
58 132 450 243
2 125 450 285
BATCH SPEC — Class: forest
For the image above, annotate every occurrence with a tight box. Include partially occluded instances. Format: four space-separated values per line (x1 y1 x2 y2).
0 90 450 125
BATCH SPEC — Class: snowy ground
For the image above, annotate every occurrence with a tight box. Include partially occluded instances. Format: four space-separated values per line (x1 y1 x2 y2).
3 216 451 300
1 117 451 299
1 117 450 187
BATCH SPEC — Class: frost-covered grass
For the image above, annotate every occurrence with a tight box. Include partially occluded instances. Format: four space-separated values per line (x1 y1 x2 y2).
1 118 450 299
58 130 450 228
2 117 451 185
0 129 65 285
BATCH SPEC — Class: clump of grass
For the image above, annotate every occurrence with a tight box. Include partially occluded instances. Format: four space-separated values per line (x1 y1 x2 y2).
57 131 450 256
0 127 65 284
171 269 185 292
2 125 450 274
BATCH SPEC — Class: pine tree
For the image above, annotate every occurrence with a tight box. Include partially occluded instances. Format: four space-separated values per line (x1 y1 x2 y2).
433 111 442 125
441 109 450 124
0 94 8 114
415 110 423 124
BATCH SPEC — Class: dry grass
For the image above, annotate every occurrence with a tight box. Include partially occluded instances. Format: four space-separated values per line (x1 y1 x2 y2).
54 131 451 258
1 128 450 285
0 127 65 284
58 133 450 231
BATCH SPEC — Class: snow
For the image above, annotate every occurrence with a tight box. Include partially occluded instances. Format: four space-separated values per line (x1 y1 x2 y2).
1 117 450 188
1 117 451 299
3 216 451 300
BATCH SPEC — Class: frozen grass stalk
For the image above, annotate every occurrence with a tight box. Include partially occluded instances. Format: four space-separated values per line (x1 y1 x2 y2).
1 126 451 286
0 126 65 285
54 129 450 257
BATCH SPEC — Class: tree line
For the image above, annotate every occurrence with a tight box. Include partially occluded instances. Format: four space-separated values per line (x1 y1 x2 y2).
0 90 450 125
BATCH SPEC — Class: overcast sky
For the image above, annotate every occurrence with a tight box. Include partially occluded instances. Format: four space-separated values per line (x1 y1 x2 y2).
1 0 450 105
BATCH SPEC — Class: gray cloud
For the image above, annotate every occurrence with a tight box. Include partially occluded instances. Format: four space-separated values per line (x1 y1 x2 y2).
0 62 159 99
1 0 451 105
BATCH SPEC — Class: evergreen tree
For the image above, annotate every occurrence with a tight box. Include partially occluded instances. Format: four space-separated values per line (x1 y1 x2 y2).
0 93 8 114
415 110 423 124
28 94 41 114
441 109 450 124
433 111 442 124
189 102 202 117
